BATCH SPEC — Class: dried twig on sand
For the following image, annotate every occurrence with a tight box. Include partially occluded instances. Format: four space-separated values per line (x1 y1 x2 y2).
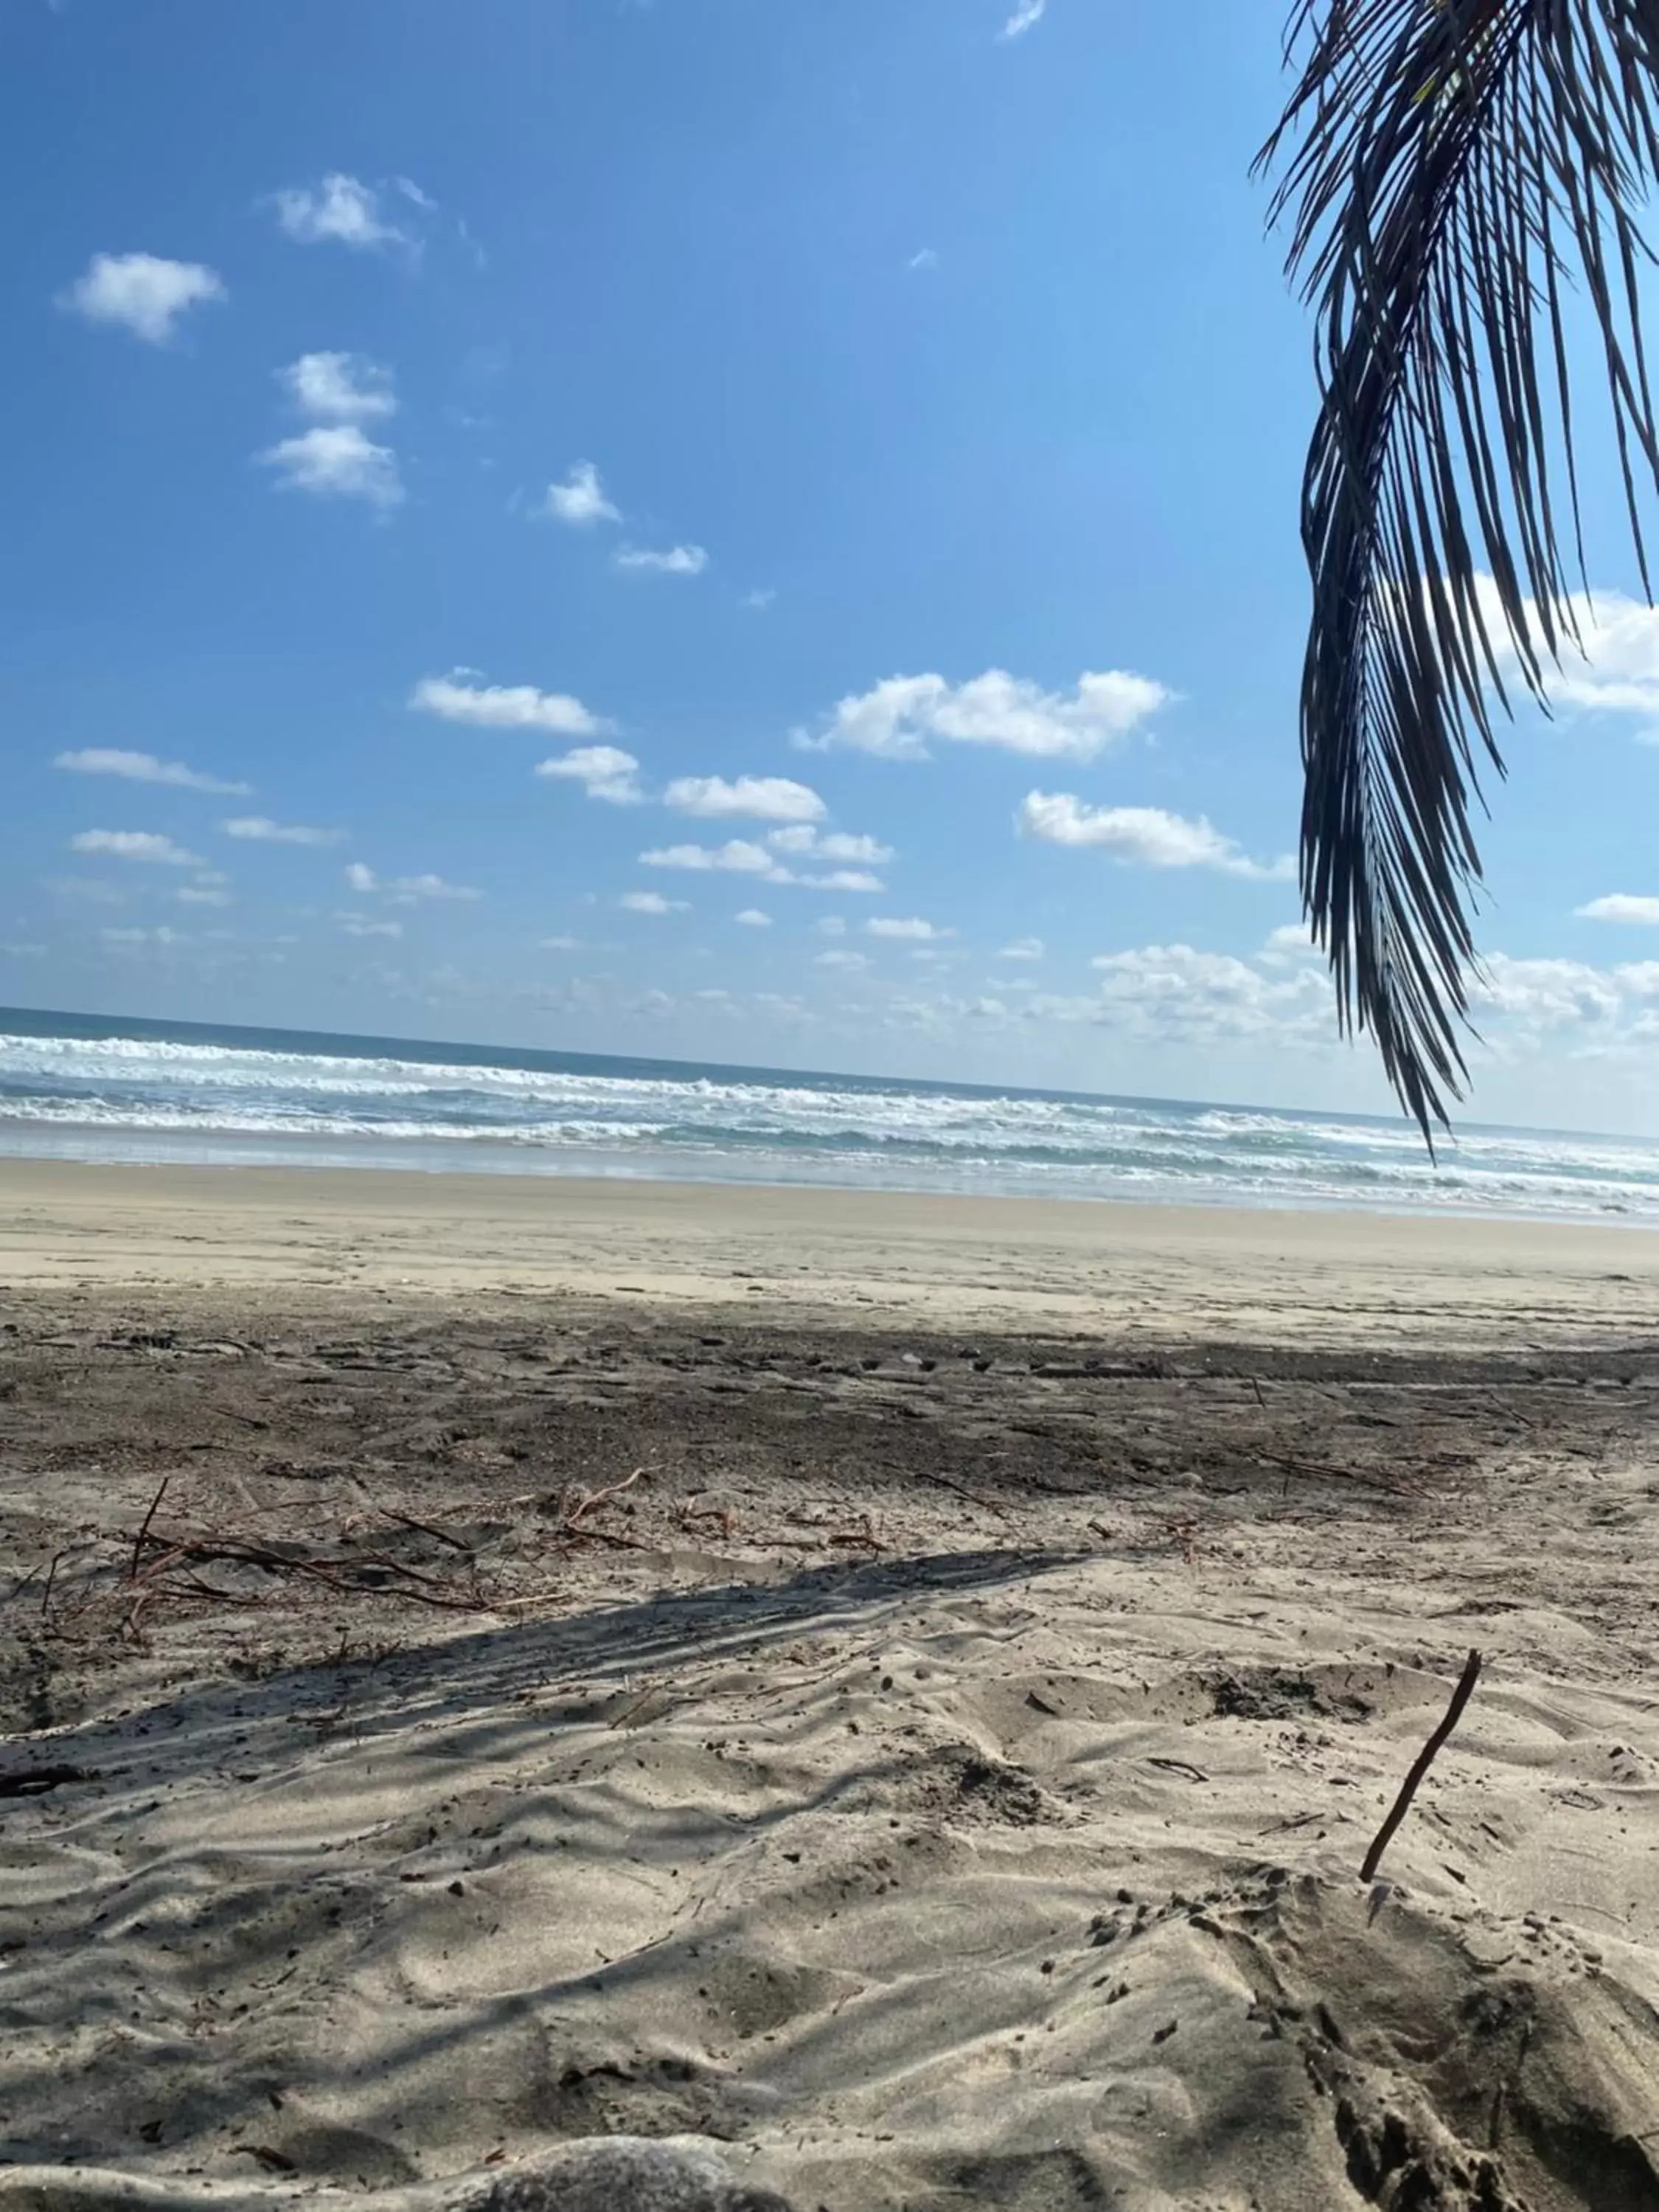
1360 1647 1483 1884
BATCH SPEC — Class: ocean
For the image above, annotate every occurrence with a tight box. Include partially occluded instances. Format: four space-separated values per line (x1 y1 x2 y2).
0 1004 1654 1225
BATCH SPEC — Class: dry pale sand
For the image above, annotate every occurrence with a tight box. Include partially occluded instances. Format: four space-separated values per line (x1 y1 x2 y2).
3 1163 1659 2211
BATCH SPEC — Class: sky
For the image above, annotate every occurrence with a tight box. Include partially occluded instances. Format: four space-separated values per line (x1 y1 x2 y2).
9 0 1659 1131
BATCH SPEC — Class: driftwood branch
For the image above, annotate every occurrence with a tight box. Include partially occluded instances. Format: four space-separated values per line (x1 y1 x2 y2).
1360 1648 1483 1884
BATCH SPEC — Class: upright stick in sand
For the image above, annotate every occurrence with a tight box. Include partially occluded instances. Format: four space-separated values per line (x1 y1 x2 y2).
1360 1649 1483 1885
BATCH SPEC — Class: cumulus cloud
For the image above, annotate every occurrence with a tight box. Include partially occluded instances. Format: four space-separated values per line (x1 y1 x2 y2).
222 816 343 846
536 746 644 804
866 917 954 942
766 824 893 863
344 862 378 894
621 891 689 915
998 936 1044 961
815 950 870 972
58 253 225 344
336 914 403 939
1089 942 1329 1045
664 775 825 823
279 351 397 420
69 830 202 867
175 883 232 908
1576 894 1659 925
734 909 773 928
1468 953 1621 1027
1018 791 1293 880
613 543 708 577
272 173 410 251
801 667 1169 760
260 424 403 507
55 748 248 796
543 461 620 527
411 671 611 737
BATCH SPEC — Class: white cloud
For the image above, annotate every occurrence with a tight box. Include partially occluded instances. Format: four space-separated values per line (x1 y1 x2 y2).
908 248 939 271
801 667 1169 760
804 869 885 894
665 775 825 823
543 461 620 527
1089 943 1329 1045
272 173 408 251
621 891 689 915
536 745 644 804
641 838 784 879
58 253 225 344
742 588 777 611
1576 894 1659 925
389 873 480 902
815 917 847 938
69 830 202 867
1018 791 1293 880
222 816 343 846
540 934 584 951
815 950 870 972
55 748 248 796
260 425 403 508
102 926 186 947
999 0 1046 37
767 824 893 863
1261 922 1321 959
411 671 611 737
344 861 480 902
734 909 773 928
866 916 954 941
336 913 403 939
998 936 1044 961
175 884 232 908
279 351 396 420
1469 953 1621 1027
614 543 708 577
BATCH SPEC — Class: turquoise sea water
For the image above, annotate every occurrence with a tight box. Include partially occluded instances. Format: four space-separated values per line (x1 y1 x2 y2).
0 1004 1655 1225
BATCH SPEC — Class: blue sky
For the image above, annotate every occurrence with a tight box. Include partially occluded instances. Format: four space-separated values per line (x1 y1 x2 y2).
9 0 1659 1130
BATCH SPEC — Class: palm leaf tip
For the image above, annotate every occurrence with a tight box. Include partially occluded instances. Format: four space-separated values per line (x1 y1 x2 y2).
1260 0 1659 1137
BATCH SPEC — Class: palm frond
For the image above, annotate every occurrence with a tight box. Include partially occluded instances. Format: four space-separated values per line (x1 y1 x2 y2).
1259 0 1659 1136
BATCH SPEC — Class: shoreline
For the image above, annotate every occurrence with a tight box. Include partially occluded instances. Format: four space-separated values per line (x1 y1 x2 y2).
1 1154 1656 1348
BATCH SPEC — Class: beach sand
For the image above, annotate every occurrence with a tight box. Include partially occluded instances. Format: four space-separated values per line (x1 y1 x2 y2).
3 1161 1659 2210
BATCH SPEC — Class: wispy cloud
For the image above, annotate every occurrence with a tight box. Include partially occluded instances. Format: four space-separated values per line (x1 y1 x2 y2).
815 949 870 973
1018 791 1293 880
908 248 939 271
279 351 396 420
411 670 611 737
55 748 249 796
543 460 621 527
866 917 954 942
767 825 893 863
336 913 403 939
535 745 644 804
176 883 233 908
271 173 411 252
800 667 1169 760
69 830 203 867
345 863 481 903
664 775 824 823
998 936 1045 961
998 0 1046 38
621 891 689 915
58 253 226 344
260 425 403 508
222 816 344 847
614 543 708 577
741 588 777 612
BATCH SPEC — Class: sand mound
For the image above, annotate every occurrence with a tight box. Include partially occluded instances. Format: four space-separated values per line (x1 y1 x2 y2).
7 1530 1659 2212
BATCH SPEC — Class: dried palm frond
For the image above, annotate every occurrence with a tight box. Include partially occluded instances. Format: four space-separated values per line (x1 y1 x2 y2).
1260 0 1659 1135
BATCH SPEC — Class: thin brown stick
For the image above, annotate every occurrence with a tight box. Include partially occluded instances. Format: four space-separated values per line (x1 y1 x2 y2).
375 1506 476 1556
130 1478 170 1582
1360 1648 1484 1885
563 1466 645 1529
